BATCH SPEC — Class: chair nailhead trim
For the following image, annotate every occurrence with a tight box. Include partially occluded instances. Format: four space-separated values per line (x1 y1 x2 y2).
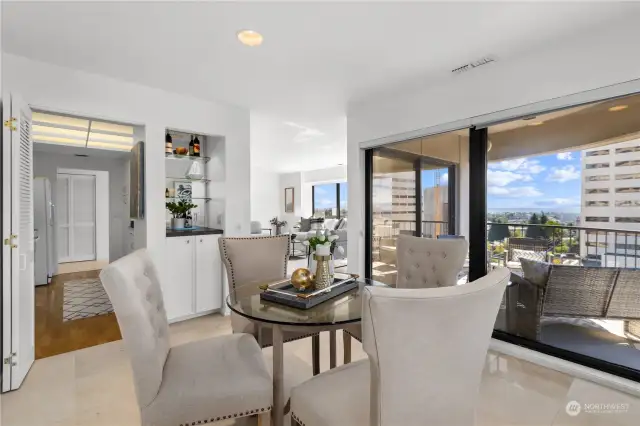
291 411 306 426
177 405 272 426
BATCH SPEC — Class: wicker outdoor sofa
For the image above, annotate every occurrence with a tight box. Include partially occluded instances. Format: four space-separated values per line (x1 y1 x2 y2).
510 262 640 342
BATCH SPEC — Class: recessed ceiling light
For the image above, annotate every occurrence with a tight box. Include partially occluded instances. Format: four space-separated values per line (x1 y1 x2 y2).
528 121 544 126
608 105 628 112
237 30 263 47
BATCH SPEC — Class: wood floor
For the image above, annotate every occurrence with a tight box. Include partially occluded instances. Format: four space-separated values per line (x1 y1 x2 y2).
35 270 121 359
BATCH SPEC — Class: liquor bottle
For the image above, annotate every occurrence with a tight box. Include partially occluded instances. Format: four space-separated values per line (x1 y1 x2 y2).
189 135 195 156
165 188 170 198
193 135 201 157
165 132 173 154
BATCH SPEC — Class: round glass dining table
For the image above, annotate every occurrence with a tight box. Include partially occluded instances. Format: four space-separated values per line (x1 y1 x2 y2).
226 278 385 426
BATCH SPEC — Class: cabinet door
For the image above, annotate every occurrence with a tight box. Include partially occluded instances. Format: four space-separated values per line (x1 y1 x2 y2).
195 235 222 313
164 236 195 320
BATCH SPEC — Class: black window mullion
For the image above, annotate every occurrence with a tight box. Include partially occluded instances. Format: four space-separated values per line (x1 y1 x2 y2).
415 159 422 237
336 183 341 219
469 127 488 282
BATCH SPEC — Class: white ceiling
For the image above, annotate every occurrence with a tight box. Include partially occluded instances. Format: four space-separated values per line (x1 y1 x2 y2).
3 1 639 172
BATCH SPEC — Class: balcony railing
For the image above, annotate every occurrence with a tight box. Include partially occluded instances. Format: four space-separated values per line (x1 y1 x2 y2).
487 222 640 269
373 219 450 239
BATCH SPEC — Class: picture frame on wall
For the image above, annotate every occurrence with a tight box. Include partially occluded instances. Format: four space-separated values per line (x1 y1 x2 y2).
285 187 294 213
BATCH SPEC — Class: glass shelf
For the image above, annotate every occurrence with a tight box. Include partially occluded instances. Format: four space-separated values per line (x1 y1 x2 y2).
165 153 210 162
165 197 211 202
166 176 210 183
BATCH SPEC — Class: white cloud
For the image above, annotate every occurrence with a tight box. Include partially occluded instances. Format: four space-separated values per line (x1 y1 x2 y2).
546 165 580 183
556 152 574 161
441 173 449 185
487 170 532 187
488 186 543 197
490 158 546 174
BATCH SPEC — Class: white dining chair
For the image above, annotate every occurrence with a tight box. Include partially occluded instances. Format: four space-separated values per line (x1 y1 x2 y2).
100 249 272 426
219 235 321 373
343 235 469 362
291 267 510 426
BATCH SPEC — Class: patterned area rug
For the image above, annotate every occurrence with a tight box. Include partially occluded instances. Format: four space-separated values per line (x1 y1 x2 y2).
62 278 114 322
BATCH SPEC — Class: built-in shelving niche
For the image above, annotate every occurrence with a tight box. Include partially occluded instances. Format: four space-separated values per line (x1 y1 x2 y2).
165 129 225 231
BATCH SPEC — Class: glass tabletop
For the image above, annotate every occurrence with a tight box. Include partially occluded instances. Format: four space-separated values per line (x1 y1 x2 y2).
226 278 386 327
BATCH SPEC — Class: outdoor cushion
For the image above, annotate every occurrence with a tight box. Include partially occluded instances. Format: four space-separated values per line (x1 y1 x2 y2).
520 258 551 288
512 248 546 263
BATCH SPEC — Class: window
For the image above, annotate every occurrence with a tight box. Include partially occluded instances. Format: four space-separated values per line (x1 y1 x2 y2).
616 200 640 207
616 146 640 154
586 201 609 207
615 187 640 193
586 149 610 156
616 173 640 180
312 182 347 219
615 160 640 167
587 175 610 182
586 162 610 169
586 216 610 222
615 217 640 223
586 188 609 194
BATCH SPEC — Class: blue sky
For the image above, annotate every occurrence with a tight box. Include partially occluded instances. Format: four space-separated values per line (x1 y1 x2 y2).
313 182 348 210
487 151 581 212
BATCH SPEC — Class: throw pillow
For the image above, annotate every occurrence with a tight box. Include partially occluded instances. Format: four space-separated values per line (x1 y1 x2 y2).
520 258 551 288
512 248 546 263
300 217 311 232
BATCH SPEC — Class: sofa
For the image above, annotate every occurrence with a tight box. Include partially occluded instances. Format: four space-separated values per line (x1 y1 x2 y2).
294 217 348 260
510 260 640 342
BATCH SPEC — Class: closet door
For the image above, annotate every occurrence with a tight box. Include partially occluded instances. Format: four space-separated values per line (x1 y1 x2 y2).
57 173 96 262
57 174 71 262
70 174 96 261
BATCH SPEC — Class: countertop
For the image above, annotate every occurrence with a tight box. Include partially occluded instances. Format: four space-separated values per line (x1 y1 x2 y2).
166 227 224 237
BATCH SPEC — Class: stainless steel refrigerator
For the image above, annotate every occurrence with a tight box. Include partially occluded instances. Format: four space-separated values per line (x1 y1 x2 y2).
34 177 55 286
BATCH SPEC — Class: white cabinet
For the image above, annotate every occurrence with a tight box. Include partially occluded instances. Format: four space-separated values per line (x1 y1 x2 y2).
164 234 222 322
195 235 222 312
164 236 195 320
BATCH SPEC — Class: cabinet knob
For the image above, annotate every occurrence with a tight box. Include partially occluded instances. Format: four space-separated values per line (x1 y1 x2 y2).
186 240 190 244
200 238 203 243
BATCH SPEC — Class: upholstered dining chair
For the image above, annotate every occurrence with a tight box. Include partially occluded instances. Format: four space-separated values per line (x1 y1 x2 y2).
343 235 468 363
291 267 510 426
100 249 272 426
219 235 320 373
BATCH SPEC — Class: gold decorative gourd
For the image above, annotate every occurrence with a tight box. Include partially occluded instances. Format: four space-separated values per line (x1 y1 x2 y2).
291 268 315 291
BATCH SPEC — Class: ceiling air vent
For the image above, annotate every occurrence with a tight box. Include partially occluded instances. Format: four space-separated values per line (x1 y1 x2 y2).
451 56 496 74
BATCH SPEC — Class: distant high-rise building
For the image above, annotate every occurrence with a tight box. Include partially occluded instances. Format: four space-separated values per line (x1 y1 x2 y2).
581 137 640 267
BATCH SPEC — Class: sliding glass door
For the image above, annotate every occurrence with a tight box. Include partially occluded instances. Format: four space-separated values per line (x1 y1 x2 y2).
367 140 460 284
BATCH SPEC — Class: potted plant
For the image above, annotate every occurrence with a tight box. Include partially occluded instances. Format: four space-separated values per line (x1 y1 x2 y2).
166 200 198 229
270 217 287 235
301 231 344 274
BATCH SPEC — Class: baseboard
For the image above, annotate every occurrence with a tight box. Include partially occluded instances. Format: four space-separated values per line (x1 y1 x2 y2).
168 309 221 324
490 338 640 397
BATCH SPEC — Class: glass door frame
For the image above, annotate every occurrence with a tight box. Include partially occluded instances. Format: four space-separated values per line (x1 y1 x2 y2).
364 146 457 279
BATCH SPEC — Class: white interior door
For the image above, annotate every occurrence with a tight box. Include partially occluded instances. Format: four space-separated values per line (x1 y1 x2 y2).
57 173 96 262
2 93 35 391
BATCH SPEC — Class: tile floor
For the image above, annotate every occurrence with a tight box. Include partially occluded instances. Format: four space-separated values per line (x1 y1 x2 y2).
3 313 640 426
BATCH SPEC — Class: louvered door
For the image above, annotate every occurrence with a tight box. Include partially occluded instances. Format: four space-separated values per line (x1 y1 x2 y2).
3 94 35 391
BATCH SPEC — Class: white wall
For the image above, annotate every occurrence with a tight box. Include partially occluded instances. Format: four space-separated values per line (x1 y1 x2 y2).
34 152 126 264
2 54 251 280
347 19 640 275
251 166 280 227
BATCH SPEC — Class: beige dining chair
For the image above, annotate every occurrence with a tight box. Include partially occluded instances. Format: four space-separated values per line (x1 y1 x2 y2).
343 235 469 362
219 235 321 373
100 249 272 426
291 267 510 426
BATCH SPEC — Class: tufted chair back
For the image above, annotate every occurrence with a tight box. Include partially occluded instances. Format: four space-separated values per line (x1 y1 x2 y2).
395 235 468 288
100 250 170 408
362 267 510 426
219 235 290 302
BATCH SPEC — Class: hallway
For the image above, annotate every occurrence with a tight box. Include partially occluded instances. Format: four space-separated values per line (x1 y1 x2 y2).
35 270 121 359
